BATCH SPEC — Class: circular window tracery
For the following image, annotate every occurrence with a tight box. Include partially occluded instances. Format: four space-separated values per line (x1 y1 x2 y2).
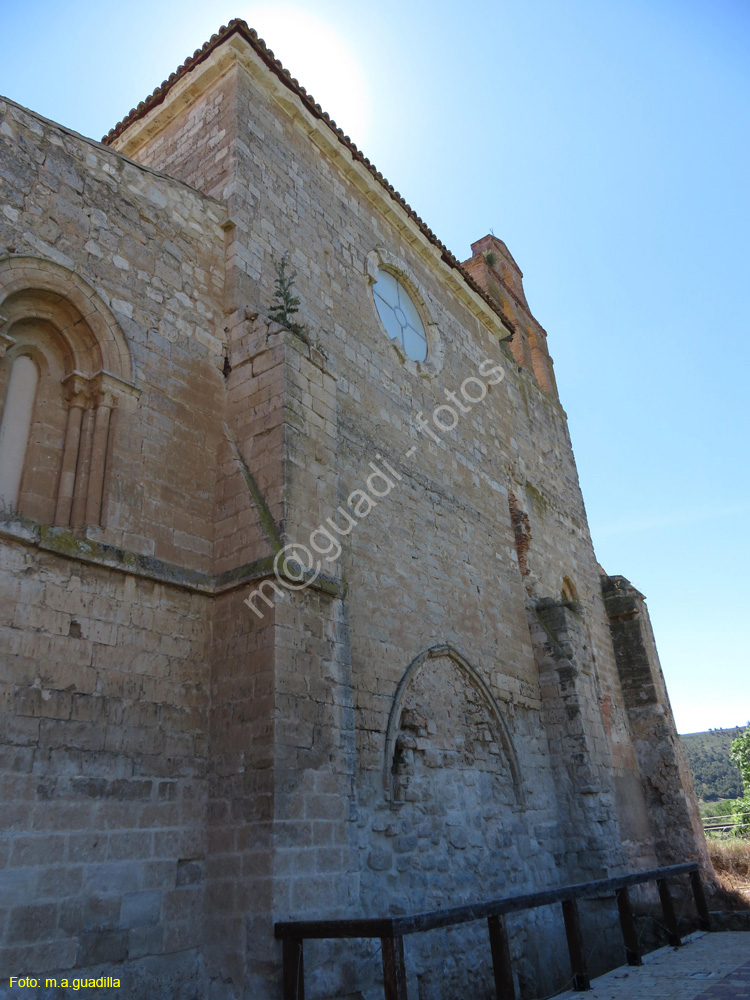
371 269 428 362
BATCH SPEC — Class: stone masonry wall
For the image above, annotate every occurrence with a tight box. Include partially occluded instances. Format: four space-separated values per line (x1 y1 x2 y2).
602 575 709 870
0 538 211 981
206 309 357 995
106 35 709 997
0 24 711 1000
0 96 227 996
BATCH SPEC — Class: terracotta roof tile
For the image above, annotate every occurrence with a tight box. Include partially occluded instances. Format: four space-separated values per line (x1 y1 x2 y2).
102 19 514 336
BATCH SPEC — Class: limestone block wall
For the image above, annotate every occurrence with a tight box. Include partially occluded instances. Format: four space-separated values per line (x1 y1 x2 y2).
119 64 239 202
0 23 711 999
207 311 354 994
602 576 709 869
0 97 227 568
106 34 709 996
0 538 211 977
206 590 276 993
216 312 287 575
111 52 270 323
0 97 227 993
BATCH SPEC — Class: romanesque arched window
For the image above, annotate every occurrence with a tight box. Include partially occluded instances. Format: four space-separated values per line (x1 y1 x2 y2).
0 256 137 527
0 354 39 512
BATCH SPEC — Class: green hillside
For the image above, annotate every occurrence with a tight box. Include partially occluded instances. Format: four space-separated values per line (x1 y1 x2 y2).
680 726 746 802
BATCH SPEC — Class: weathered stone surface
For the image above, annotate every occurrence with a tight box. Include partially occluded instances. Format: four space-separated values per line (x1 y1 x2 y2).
0 21 708 1000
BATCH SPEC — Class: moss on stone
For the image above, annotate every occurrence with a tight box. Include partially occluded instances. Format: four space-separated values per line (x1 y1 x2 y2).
525 481 556 514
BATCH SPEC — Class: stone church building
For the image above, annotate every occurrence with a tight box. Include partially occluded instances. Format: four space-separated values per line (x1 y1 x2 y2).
0 19 707 1000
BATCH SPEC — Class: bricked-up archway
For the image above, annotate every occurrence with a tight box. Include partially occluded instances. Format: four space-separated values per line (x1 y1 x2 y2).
359 646 533 1000
382 644 524 805
0 256 138 525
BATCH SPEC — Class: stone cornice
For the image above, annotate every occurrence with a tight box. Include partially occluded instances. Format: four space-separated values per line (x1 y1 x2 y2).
0 518 345 599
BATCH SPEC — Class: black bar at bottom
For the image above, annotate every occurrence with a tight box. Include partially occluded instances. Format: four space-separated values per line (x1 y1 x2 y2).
616 886 642 966
488 913 516 1000
382 934 408 1000
561 898 591 991
283 936 304 1000
689 870 711 932
657 878 682 947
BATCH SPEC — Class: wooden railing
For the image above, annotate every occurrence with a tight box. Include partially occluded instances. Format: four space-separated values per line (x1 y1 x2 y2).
274 861 711 1000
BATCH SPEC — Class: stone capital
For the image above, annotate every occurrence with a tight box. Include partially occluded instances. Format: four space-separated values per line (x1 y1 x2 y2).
92 369 141 403
62 371 95 407
61 369 140 410
0 317 15 358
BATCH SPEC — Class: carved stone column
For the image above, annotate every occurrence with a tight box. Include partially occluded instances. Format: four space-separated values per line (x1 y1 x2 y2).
70 403 95 529
65 371 138 530
55 373 91 527
85 384 116 526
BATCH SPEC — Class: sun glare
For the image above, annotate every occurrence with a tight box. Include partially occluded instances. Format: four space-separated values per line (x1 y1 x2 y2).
245 6 372 148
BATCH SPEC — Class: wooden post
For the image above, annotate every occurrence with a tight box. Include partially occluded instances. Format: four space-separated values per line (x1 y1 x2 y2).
488 913 516 1000
657 878 681 947
282 936 304 1000
381 935 408 1000
561 898 590 991
689 870 711 932
615 887 642 966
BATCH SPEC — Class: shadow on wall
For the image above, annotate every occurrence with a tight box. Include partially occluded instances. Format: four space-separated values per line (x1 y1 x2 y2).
351 646 570 999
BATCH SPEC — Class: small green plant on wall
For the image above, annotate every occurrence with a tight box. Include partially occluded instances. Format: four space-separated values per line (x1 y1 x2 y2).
269 253 307 337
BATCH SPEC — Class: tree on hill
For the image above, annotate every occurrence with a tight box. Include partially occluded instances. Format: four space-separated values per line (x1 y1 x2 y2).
729 724 750 834
681 728 744 801
730 725 750 785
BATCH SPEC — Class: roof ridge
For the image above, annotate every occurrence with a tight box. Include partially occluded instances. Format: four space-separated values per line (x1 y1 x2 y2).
102 19 515 336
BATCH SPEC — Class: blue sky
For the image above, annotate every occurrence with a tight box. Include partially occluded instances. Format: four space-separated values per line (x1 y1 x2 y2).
1 0 748 734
